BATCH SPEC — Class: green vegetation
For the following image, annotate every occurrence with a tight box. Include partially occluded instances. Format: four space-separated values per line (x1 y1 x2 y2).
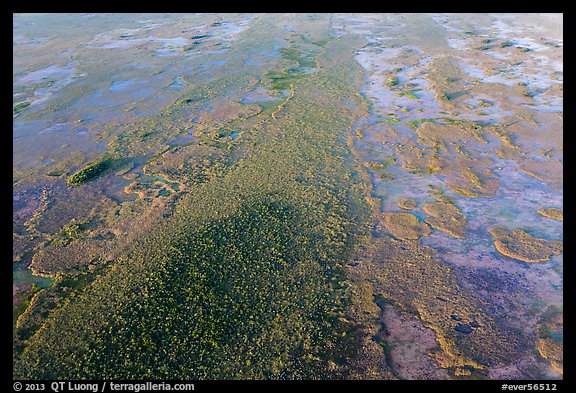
386 76 399 87
13 284 43 326
395 91 419 100
542 41 561 48
279 47 317 69
67 158 110 186
407 118 437 129
139 131 152 140
13 101 30 114
442 117 482 129
405 117 486 135
13 19 373 379
51 218 90 247
266 47 318 91
267 70 300 91
14 12 561 381
74 198 358 379
423 165 440 174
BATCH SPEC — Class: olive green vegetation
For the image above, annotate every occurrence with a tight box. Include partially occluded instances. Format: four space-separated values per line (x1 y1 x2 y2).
406 117 483 130
407 118 436 129
477 99 492 107
13 101 30 114
267 47 318 91
386 76 399 87
279 47 318 69
13 16 373 379
13 284 40 326
394 90 419 100
51 218 90 247
66 157 111 186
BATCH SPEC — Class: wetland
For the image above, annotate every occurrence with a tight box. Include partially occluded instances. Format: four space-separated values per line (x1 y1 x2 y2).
13 13 562 380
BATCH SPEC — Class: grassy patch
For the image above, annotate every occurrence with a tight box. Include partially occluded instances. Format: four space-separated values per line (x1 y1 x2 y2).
407 118 438 129
13 24 372 380
279 47 317 69
51 218 90 247
395 91 419 100
67 157 111 186
13 101 30 114
500 40 515 48
386 76 399 87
